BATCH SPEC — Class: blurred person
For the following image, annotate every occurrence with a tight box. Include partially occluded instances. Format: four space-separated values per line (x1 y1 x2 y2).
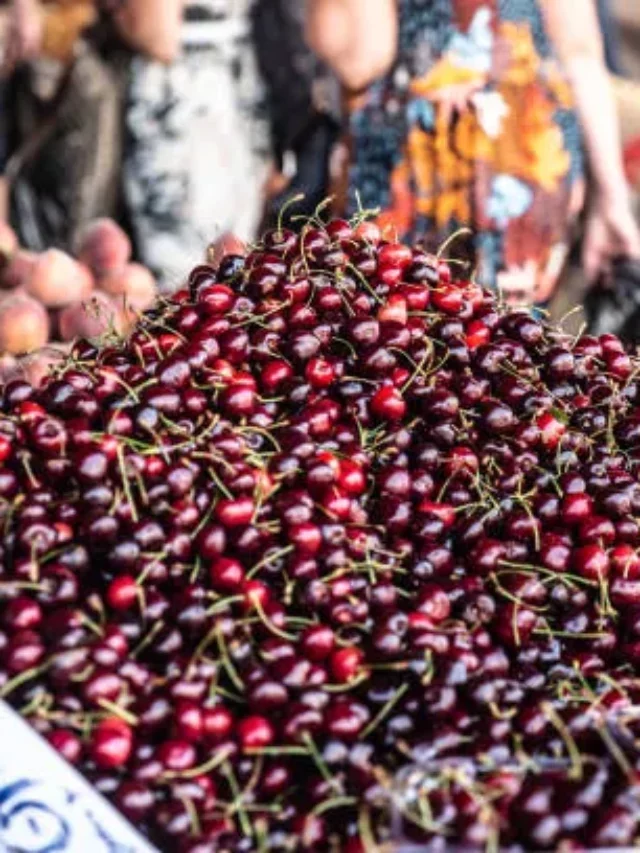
596 0 623 75
307 0 640 305
3 0 269 286
113 0 270 289
252 0 340 228
4 0 95 69
0 0 96 223
2 0 129 251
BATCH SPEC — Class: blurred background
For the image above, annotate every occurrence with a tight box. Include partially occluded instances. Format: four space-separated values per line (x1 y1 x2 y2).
0 0 639 375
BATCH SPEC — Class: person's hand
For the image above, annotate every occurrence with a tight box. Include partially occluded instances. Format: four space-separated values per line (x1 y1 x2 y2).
583 191 640 284
3 0 43 72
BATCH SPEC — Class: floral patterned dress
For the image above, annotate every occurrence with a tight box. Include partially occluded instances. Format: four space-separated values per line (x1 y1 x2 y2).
343 0 585 298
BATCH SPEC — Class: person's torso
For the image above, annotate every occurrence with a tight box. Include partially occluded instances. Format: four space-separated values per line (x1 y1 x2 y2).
395 0 553 74
182 0 253 47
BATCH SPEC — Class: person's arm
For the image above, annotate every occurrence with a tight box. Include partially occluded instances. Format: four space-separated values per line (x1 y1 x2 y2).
541 0 640 281
4 0 95 69
3 0 43 70
112 0 183 65
305 0 397 92
41 0 96 63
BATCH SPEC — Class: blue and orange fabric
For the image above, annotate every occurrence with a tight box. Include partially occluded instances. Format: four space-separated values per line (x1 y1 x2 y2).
342 0 585 299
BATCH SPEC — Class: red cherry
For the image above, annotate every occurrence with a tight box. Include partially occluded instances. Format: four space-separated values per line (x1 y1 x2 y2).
600 333 624 355
437 261 452 283
391 367 411 387
326 219 354 243
573 544 610 580
220 384 256 418
233 371 257 390
445 446 479 476
610 577 640 606
407 611 436 632
158 332 181 355
471 538 506 574
354 221 381 243
292 814 327 848
495 603 537 648
323 486 352 521
215 496 255 527
156 739 197 771
54 521 74 544
210 557 245 591
17 401 46 424
466 320 490 350
305 358 335 389
578 515 616 546
210 358 235 382
371 386 407 421
173 700 204 743
203 706 234 743
289 522 322 555
378 295 408 325
378 243 412 270
540 533 571 572
97 434 119 461
610 545 640 579
463 283 485 311
106 576 138 611
316 451 341 478
237 715 274 750
338 460 367 495
242 579 271 611
418 501 456 529
536 412 566 449
199 284 235 314
301 625 335 661
47 729 83 764
0 435 12 463
416 584 451 622
330 646 364 683
377 265 404 287
261 360 293 393
90 718 133 769
607 351 632 380
561 493 594 525
3 596 42 631
397 282 430 311
432 286 464 314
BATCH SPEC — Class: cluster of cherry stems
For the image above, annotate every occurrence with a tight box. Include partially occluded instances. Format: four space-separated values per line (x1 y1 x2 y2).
0 216 639 851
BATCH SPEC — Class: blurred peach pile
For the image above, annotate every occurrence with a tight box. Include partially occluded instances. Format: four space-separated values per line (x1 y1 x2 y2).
0 219 158 386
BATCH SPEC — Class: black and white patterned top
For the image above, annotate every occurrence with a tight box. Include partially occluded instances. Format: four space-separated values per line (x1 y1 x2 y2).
123 0 270 290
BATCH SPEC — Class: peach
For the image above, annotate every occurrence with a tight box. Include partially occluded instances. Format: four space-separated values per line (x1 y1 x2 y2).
207 232 246 267
0 353 18 383
99 262 157 311
1 250 37 290
0 293 50 354
0 221 18 265
18 345 68 388
77 218 132 275
59 292 123 343
76 262 95 298
26 248 88 308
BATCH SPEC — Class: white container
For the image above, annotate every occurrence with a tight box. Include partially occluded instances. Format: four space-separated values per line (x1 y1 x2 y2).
0 701 157 853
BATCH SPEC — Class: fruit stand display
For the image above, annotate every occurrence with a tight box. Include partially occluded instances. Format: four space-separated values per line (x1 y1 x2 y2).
0 218 157 386
0 216 639 851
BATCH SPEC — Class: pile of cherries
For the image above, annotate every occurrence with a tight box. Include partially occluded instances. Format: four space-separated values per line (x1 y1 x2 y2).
1 216 640 852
